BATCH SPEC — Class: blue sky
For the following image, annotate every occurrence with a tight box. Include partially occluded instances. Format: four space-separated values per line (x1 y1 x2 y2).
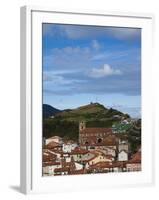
42 23 141 118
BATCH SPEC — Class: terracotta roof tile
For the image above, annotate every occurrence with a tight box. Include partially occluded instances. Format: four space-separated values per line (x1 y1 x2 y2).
68 169 85 175
89 161 112 169
128 151 141 163
70 149 89 155
46 141 62 149
80 128 112 134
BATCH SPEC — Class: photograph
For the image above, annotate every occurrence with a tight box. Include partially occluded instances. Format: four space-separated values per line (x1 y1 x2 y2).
42 23 141 176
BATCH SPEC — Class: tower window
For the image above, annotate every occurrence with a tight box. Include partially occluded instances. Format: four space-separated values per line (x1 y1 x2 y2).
97 138 102 143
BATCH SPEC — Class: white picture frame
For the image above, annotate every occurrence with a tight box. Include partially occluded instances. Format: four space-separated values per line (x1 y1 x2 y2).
20 6 154 194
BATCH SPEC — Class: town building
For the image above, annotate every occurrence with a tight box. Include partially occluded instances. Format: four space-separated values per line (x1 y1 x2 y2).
70 148 90 162
117 137 129 161
118 138 129 152
45 141 62 151
79 121 117 147
104 147 116 157
43 162 61 176
62 141 78 153
54 157 76 176
118 150 128 161
85 153 113 169
126 149 141 172
45 136 63 145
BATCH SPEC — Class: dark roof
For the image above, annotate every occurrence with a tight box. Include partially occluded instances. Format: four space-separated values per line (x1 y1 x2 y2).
70 148 89 155
89 161 112 169
80 128 112 134
128 151 141 164
68 169 85 175
111 161 127 168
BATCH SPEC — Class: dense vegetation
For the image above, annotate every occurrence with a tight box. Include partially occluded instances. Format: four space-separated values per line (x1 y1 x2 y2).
127 119 141 154
43 119 79 140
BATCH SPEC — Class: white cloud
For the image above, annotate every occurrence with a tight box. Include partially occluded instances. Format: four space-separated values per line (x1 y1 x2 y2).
91 52 111 61
92 40 100 50
43 73 64 83
91 50 132 61
89 64 122 78
43 73 86 85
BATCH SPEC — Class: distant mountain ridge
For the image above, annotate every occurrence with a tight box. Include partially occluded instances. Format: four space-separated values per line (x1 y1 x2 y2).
43 102 130 120
43 104 61 118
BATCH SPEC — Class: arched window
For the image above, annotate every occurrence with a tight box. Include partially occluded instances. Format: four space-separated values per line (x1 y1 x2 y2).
97 138 102 143
85 141 89 145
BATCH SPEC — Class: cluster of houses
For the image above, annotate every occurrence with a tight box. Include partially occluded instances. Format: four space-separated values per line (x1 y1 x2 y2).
43 121 141 176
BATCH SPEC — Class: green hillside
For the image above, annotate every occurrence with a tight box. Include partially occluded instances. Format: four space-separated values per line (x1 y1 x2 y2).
55 103 127 122
43 103 130 141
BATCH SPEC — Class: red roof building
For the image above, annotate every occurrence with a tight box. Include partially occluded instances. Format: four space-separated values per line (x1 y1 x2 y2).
79 122 118 146
126 150 141 172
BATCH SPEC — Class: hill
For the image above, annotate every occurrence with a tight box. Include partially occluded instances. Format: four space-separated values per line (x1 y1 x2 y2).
43 104 61 118
43 102 130 140
55 102 128 122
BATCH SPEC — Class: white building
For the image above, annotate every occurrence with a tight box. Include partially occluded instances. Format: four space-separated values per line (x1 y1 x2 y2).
104 147 116 157
126 150 141 172
62 142 78 153
118 150 128 161
75 162 83 170
43 162 61 176
45 136 63 145
118 139 129 152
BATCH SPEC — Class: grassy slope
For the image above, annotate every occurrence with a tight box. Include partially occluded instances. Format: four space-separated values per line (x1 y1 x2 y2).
55 103 126 122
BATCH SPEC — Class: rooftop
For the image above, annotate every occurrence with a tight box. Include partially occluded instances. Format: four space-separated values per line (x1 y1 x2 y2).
80 127 112 134
46 141 62 149
128 151 141 163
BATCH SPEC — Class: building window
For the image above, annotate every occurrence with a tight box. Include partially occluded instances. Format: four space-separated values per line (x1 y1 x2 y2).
85 141 89 145
97 138 102 143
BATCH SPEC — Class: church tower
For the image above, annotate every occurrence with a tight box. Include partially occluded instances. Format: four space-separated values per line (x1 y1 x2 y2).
79 121 86 132
79 121 86 144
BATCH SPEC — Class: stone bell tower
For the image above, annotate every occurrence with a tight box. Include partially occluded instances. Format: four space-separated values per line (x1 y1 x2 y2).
79 121 86 132
79 121 86 144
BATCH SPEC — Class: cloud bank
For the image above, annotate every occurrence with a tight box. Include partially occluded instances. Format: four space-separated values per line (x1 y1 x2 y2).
89 64 122 78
